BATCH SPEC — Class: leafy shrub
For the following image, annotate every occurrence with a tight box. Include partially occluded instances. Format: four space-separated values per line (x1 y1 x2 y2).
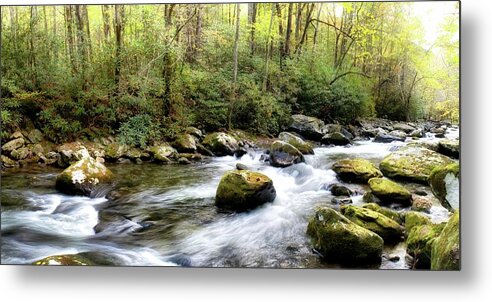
117 114 160 148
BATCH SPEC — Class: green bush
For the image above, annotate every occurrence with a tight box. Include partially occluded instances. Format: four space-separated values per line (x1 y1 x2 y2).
117 114 160 148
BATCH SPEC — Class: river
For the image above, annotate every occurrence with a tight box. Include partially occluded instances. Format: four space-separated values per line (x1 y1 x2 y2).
0 127 459 268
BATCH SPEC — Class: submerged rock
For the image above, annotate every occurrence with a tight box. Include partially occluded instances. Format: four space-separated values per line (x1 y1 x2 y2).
215 170 276 212
278 132 314 154
431 210 460 270
341 205 404 243
55 155 113 197
379 146 454 183
367 178 412 206
289 114 324 141
429 163 459 210
331 158 383 184
306 207 383 265
202 132 239 156
269 140 304 167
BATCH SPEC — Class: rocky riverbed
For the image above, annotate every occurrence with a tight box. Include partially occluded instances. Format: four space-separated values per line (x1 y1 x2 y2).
1 116 460 269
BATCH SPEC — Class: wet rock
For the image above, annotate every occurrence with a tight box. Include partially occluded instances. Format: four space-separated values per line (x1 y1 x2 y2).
289 114 324 141
438 139 459 159
178 157 191 165
306 207 383 265
407 222 445 269
329 184 353 196
40 151 59 165
411 195 433 213
215 170 276 212
196 143 215 156
150 144 177 162
57 142 90 168
105 142 129 161
10 147 30 160
361 203 404 225
1 155 18 168
332 158 383 184
117 158 131 164
202 132 239 156
429 163 459 211
389 130 407 140
236 163 250 171
2 137 25 152
393 123 415 133
56 155 113 197
409 129 424 138
33 254 95 266
321 132 351 146
379 146 454 183
404 211 432 235
362 192 381 204
269 140 304 167
173 133 197 153
431 210 460 270
278 132 314 154
374 134 405 143
331 196 353 205
185 126 203 138
341 205 404 243
367 178 412 206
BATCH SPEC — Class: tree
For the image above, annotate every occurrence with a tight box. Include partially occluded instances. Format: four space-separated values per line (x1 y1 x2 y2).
228 3 241 130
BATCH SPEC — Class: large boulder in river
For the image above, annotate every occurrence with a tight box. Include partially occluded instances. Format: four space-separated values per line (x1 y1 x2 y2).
278 132 314 154
289 114 324 141
368 178 412 206
150 144 177 162
431 210 460 270
429 163 460 211
393 123 415 133
332 158 383 183
202 132 239 156
406 222 445 269
173 133 197 153
269 140 304 167
307 207 383 265
321 132 351 146
104 142 129 161
57 143 91 168
215 170 276 212
56 155 113 197
404 211 432 235
341 205 404 243
374 133 405 143
438 139 459 159
379 146 454 183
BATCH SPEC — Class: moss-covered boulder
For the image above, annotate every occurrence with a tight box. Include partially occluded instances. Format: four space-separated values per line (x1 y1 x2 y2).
33 254 95 266
278 132 314 154
341 205 404 243
150 144 177 162
329 184 353 196
321 132 351 146
203 132 239 156
429 163 459 211
185 126 203 138
367 178 412 206
173 133 197 153
379 146 454 183
438 139 459 159
332 158 383 183
104 142 129 161
306 207 383 265
56 156 113 197
361 203 405 225
57 143 91 168
1 155 19 168
269 140 305 167
27 129 44 144
215 170 276 212
10 146 30 160
406 223 445 269
289 114 324 141
2 137 25 152
404 211 432 235
431 210 460 270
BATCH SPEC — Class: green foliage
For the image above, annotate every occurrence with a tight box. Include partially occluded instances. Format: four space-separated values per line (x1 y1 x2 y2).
117 114 160 148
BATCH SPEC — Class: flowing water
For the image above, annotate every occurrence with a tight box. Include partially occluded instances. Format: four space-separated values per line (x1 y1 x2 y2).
1 128 458 268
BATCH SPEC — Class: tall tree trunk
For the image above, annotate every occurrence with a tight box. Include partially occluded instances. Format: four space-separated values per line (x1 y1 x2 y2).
295 3 303 43
312 4 323 50
102 5 111 42
295 3 315 55
114 5 124 90
275 4 285 69
29 6 37 88
75 5 87 89
195 4 203 60
248 3 257 55
262 4 275 92
285 3 293 57
83 5 92 62
52 6 57 60
64 5 76 74
228 4 241 130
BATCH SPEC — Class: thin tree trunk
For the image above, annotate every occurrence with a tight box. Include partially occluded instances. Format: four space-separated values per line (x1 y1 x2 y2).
83 5 92 62
313 4 323 50
102 5 111 42
64 5 76 73
275 4 285 69
248 3 257 55
29 7 37 88
285 3 293 57
195 4 203 59
228 4 241 130
75 5 87 89
262 4 275 92
114 5 124 89
295 3 315 55
52 6 57 60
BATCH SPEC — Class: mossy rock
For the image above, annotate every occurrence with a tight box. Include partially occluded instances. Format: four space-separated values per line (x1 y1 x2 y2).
105 142 129 161
1 137 25 152
150 144 177 162
406 223 445 269
341 205 404 243
289 114 324 141
367 178 412 206
269 140 304 167
215 170 276 212
10 146 30 160
329 184 353 196
185 126 203 138
1 155 19 168
202 132 239 156
306 207 383 265
361 203 404 225
56 156 113 197
278 132 314 155
437 139 459 159
33 254 95 266
431 210 460 270
173 133 197 153
321 132 351 146
429 163 459 211
332 158 383 184
27 129 44 144
404 211 432 235
379 146 454 183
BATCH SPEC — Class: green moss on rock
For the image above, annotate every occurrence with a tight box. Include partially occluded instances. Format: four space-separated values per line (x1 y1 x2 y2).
306 207 383 265
278 132 314 155
203 132 239 156
341 205 404 243
361 203 404 225
173 133 197 153
404 211 432 235
431 210 460 270
33 254 94 266
429 163 460 211
332 158 383 184
368 178 412 206
215 170 276 212
269 140 304 167
406 223 445 269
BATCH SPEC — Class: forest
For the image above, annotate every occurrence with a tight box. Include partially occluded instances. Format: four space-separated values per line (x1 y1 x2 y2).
1 2 458 145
